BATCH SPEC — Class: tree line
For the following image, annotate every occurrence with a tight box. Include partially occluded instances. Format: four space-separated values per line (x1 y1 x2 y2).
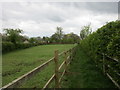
2 26 89 45
1 25 91 53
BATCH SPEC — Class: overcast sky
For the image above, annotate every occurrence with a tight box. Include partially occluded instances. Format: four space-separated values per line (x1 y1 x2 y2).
0 1 118 37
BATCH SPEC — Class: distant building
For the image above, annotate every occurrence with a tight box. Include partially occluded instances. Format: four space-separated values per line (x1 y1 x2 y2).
23 40 29 44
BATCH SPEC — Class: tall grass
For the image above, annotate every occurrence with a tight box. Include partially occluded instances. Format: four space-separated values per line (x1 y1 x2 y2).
62 45 115 88
2 44 74 86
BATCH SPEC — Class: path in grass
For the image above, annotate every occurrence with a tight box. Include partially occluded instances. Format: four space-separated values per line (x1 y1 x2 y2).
2 44 74 86
62 46 115 88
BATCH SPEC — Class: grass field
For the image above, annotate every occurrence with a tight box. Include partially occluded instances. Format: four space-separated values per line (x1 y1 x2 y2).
2 44 74 86
61 45 115 88
20 54 66 88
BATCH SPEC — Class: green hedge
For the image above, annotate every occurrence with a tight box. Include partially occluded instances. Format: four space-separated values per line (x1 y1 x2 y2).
2 42 39 53
80 20 120 61
79 20 120 86
15 43 33 49
2 42 15 53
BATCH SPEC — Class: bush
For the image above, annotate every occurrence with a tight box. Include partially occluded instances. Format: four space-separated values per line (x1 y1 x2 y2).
2 42 15 53
80 20 120 61
15 43 33 49
79 20 120 86
2 42 40 53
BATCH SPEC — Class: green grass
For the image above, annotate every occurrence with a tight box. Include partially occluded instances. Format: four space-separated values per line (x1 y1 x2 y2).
20 53 66 88
61 45 115 88
2 44 74 86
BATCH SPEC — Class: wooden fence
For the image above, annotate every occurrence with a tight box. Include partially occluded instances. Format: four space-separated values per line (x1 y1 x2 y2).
2 47 75 89
100 53 120 89
43 49 72 89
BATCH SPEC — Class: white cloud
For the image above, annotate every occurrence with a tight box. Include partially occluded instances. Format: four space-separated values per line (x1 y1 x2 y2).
0 0 119 2
1 2 118 37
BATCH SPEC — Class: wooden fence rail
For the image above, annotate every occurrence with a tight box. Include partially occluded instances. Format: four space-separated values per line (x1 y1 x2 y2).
2 47 75 89
2 57 54 89
43 54 71 89
99 53 120 89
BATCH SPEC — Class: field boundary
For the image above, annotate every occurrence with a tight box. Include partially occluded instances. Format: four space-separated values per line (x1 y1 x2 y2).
43 55 71 88
2 47 75 89
2 57 54 89
98 53 120 89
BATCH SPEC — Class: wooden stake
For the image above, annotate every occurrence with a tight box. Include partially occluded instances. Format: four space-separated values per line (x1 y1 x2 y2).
64 52 67 73
54 50 59 88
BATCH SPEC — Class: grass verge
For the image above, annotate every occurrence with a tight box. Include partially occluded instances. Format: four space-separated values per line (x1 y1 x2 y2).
61 45 116 88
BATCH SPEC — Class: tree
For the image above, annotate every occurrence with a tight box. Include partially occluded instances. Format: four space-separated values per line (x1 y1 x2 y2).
80 24 92 40
62 32 80 44
42 36 50 44
50 27 64 43
50 33 59 43
3 28 23 44
2 34 9 42
56 27 63 41
29 37 37 44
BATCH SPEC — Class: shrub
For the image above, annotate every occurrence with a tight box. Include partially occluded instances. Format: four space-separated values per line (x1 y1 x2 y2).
2 42 40 53
80 20 120 61
2 42 15 53
79 20 120 86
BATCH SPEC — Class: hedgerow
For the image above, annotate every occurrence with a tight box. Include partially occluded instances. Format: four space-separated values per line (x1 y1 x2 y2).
80 20 120 60
80 20 120 87
2 42 39 53
2 42 15 53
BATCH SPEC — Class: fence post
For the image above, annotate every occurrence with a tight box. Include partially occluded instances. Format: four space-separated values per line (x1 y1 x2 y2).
64 52 68 73
54 50 59 88
103 53 106 75
70 49 72 61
